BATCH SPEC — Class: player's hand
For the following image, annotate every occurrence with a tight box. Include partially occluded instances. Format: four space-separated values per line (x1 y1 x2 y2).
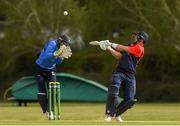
59 46 72 59
54 45 66 56
99 40 111 50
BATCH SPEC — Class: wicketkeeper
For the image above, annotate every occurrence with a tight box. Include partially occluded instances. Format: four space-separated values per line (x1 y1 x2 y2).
90 31 149 122
35 34 72 116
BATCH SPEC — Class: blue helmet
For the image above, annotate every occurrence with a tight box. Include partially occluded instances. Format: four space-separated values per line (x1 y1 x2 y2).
137 31 149 44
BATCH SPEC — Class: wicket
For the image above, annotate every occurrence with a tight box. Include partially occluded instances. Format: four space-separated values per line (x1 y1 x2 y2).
48 82 61 120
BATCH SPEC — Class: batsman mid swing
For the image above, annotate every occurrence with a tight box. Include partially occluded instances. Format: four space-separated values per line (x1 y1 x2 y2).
35 34 72 119
90 31 149 122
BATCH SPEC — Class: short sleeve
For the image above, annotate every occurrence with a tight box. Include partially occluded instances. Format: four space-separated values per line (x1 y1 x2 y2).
128 44 144 57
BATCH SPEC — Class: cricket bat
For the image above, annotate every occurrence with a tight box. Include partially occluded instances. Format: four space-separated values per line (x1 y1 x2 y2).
89 41 100 46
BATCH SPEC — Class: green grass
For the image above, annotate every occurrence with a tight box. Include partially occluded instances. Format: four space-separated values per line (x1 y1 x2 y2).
0 103 180 125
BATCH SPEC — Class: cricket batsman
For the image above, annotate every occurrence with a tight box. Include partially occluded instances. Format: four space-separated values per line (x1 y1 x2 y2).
35 34 72 117
90 31 149 122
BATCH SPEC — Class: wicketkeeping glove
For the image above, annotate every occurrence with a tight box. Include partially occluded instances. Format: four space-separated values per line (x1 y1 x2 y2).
54 45 66 57
58 46 72 59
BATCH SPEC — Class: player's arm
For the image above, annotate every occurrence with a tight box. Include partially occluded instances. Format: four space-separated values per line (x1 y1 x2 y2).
107 46 122 60
43 42 57 60
113 44 144 58
91 40 130 53
111 42 144 57
56 57 64 64
111 43 130 53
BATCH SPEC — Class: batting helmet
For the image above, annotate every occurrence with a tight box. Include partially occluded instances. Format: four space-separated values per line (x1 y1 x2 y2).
137 31 149 44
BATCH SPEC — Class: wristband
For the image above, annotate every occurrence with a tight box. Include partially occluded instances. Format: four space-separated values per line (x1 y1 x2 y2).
111 43 118 49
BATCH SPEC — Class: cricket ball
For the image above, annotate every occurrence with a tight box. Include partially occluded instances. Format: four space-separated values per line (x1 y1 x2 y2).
63 11 68 16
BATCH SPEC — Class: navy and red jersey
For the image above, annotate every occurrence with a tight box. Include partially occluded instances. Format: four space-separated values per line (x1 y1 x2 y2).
115 42 144 75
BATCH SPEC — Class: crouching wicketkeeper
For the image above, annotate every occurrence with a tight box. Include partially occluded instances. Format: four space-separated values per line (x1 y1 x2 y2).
35 34 72 116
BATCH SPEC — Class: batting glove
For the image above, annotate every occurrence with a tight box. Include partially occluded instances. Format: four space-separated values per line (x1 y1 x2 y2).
99 40 111 50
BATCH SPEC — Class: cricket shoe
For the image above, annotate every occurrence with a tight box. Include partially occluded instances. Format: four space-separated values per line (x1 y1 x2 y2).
115 115 123 122
104 115 112 122
46 111 54 120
